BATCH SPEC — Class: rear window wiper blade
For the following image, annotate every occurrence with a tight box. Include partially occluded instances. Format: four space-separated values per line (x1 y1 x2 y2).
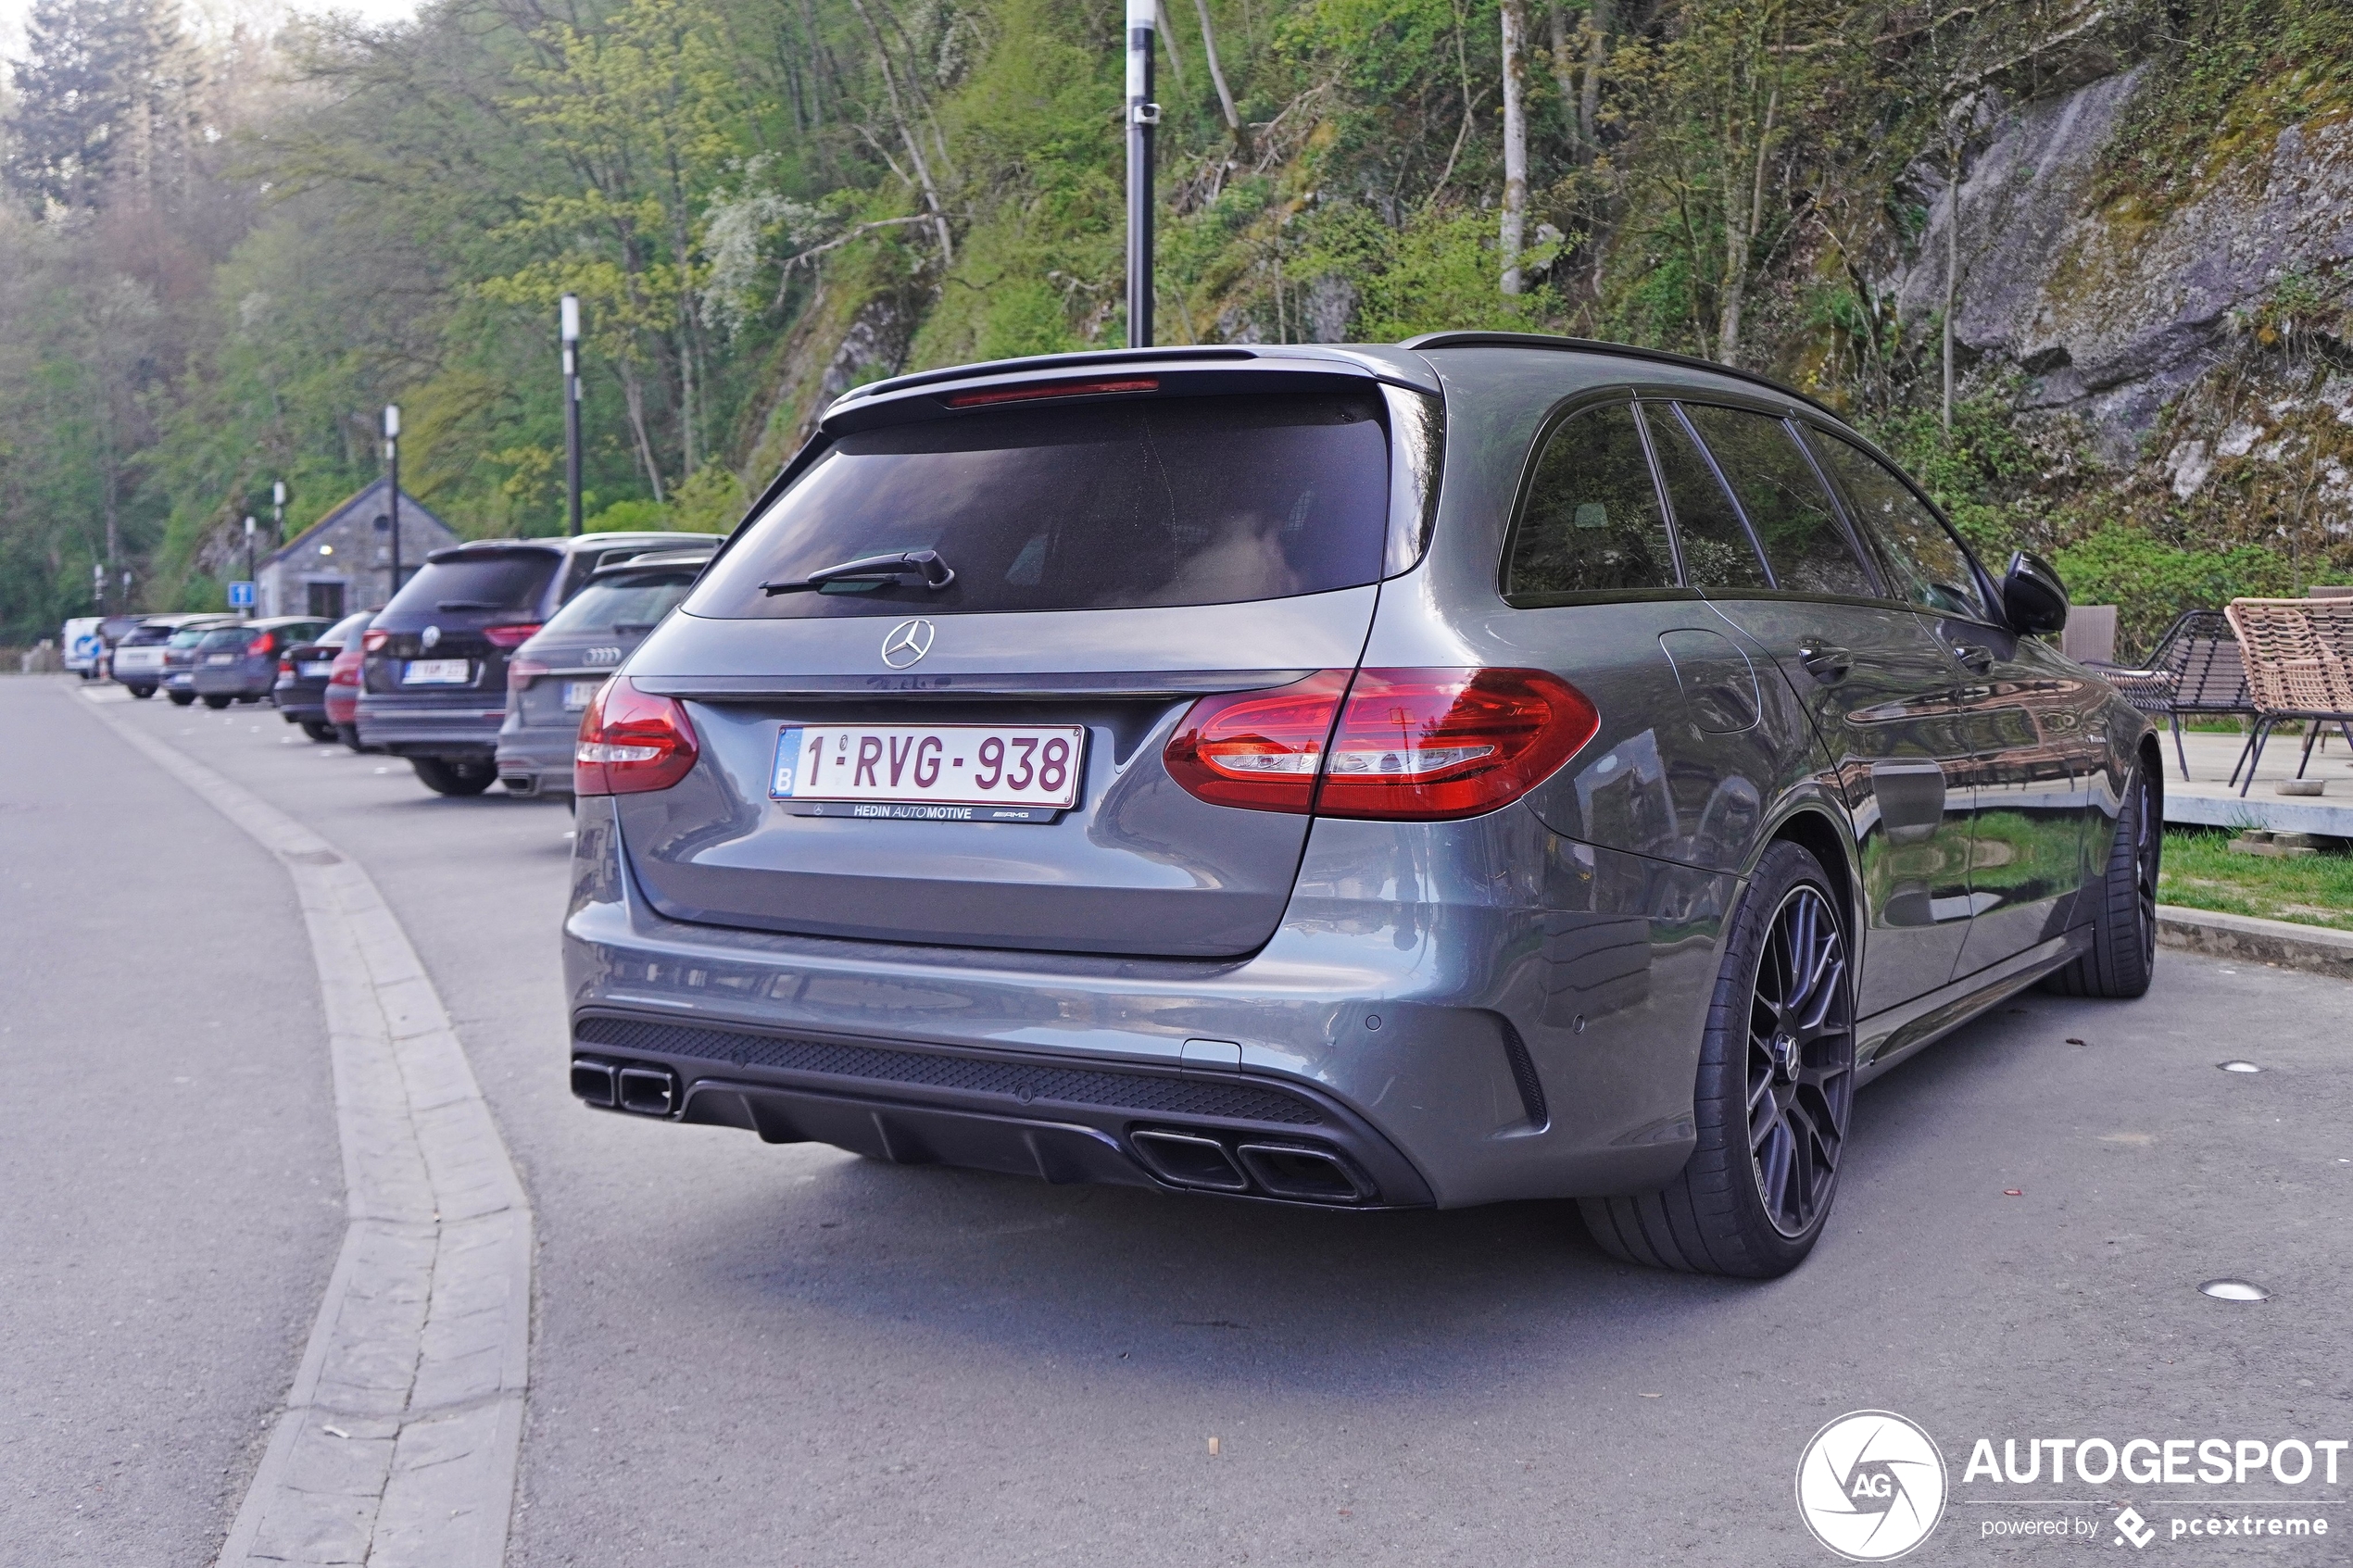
761 549 954 596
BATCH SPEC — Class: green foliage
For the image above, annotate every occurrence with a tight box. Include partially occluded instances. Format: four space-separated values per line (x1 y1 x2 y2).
2050 525 2293 659
2161 828 2353 933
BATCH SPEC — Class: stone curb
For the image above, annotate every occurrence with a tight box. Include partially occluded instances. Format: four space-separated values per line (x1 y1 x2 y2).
2156 902 2353 983
74 691 532 1568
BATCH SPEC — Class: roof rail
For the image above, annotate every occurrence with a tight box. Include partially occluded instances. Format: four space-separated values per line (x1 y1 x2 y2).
1398 332 1843 420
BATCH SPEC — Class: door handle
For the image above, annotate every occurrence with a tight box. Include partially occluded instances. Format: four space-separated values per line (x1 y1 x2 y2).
1798 643 1854 684
1952 643 1996 674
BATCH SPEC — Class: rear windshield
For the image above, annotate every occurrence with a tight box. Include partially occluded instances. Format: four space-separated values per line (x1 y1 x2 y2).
321 610 375 646
691 391 1392 619
196 627 253 650
386 552 560 619
544 571 701 636
121 623 178 646
168 627 216 648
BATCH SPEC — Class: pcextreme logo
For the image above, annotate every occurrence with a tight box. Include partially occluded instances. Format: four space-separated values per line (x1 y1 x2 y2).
1796 1411 1950 1562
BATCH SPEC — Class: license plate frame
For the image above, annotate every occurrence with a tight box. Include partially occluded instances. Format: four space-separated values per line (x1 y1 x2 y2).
769 722 1086 820
403 658 472 686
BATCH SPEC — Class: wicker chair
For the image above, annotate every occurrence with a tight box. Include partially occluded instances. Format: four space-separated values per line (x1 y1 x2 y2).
2221 598 2353 797
2095 608 2254 781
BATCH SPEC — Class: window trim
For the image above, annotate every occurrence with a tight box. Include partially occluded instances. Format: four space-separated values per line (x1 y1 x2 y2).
1667 397 1893 603
1793 420 2007 629
1495 390 1700 608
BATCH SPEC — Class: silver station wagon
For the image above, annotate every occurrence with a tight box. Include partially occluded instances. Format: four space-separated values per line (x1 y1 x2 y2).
562 333 2159 1277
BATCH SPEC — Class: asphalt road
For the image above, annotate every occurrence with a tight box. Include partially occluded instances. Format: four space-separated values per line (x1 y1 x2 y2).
8 673 2352 1565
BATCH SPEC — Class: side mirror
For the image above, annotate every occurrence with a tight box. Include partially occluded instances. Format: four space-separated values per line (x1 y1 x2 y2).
2001 550 2069 634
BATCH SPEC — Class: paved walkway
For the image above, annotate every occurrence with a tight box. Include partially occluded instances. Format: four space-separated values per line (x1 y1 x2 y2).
2158 727 2353 836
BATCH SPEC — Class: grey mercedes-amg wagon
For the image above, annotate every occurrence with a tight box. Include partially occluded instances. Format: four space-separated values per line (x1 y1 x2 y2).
561 333 2159 1277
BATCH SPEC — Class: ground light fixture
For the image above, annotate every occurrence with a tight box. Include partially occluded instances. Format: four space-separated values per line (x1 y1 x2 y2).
2219 1060 2261 1073
2198 1279 2271 1302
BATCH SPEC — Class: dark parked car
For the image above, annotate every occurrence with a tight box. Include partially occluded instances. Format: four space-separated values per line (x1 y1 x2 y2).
190 617 329 709
497 547 714 798
359 532 721 796
561 336 2158 1278
274 609 377 741
111 613 229 698
324 626 371 749
157 618 242 705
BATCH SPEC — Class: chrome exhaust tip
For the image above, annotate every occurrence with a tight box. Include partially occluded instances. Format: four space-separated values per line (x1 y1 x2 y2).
1129 1129 1250 1192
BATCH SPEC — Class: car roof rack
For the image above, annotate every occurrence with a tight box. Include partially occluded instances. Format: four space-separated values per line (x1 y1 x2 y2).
1397 332 1843 421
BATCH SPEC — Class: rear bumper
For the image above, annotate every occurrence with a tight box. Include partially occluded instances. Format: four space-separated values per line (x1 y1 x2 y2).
193 665 273 697
496 723 577 796
273 679 330 721
358 694 507 759
562 796 1735 1208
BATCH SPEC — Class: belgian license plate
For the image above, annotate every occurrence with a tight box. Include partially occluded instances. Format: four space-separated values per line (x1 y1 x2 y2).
205 653 236 665
403 659 471 686
298 660 333 678
562 680 601 711
770 723 1085 822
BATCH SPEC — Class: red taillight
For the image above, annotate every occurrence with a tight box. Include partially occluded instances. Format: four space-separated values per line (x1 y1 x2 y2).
248 632 276 656
363 630 390 653
507 657 549 694
1161 671 1351 813
1164 668 1597 822
482 622 542 650
278 657 294 674
574 678 697 795
1317 669 1597 820
328 649 362 687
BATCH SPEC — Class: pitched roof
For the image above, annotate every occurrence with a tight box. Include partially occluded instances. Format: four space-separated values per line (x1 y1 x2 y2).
264 477 458 566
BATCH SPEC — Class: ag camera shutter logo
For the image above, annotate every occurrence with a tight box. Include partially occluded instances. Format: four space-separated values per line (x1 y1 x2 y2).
1795 1411 1948 1561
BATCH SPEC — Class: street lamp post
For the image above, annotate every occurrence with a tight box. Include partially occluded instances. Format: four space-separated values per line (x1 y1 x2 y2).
560 295 583 537
244 515 258 618
1125 0 1157 348
93 561 105 613
272 479 287 544
384 405 402 604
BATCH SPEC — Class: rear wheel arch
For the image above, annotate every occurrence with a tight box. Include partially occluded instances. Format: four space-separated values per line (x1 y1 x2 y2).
1758 805 1861 959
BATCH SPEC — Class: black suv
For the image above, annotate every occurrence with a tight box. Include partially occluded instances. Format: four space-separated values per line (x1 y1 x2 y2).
359 533 720 795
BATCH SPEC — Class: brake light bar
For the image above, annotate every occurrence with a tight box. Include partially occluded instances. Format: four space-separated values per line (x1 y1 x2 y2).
944 378 1159 408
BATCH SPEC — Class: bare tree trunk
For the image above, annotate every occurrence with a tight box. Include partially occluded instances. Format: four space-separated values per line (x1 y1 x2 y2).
620 362 666 504
1579 0 1607 156
1193 0 1242 136
1942 134 1960 433
1546 0 1578 154
1717 82 1776 364
1499 0 1529 295
852 0 954 264
1155 0 1186 89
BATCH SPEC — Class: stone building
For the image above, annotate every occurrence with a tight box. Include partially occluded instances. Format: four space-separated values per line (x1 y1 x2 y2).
258 479 459 620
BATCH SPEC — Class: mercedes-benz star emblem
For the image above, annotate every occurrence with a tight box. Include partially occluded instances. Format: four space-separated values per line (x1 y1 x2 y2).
880 618 936 669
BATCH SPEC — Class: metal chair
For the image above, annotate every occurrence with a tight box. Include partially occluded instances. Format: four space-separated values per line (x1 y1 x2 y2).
2222 598 2353 797
2095 608 2253 780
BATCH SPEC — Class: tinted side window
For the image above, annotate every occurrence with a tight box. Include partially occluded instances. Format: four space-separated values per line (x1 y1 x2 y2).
1504 403 1678 600
1641 404 1768 589
1811 433 1991 621
1680 404 1876 599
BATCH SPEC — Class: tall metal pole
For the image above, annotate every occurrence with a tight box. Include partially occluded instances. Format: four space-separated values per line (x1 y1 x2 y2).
1125 0 1157 348
560 295 583 536
272 479 286 544
384 405 402 605
244 516 258 619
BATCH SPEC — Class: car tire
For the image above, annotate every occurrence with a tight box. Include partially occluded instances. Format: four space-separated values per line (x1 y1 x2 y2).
337 723 366 751
168 691 195 707
301 720 340 743
1579 840 1857 1279
202 695 233 709
2042 759 2158 1000
412 757 498 797
129 684 155 699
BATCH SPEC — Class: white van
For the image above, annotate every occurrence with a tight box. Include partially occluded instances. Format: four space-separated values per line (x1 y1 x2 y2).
61 618 104 679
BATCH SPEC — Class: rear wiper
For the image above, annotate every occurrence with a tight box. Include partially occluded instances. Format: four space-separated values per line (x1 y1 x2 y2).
761 549 954 596
436 598 504 610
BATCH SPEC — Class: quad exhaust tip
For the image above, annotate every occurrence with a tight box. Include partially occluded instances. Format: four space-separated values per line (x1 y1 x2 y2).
1130 1128 1372 1204
571 1057 678 1117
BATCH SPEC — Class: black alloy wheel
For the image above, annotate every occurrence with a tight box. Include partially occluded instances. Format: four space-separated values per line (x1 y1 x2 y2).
1744 883 1856 1238
1579 840 1856 1277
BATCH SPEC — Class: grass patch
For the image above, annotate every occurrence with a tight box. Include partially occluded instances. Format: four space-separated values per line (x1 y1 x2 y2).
2159 828 2353 932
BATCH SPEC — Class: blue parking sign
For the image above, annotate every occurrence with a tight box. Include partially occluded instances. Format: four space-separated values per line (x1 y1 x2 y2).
228 580 256 608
